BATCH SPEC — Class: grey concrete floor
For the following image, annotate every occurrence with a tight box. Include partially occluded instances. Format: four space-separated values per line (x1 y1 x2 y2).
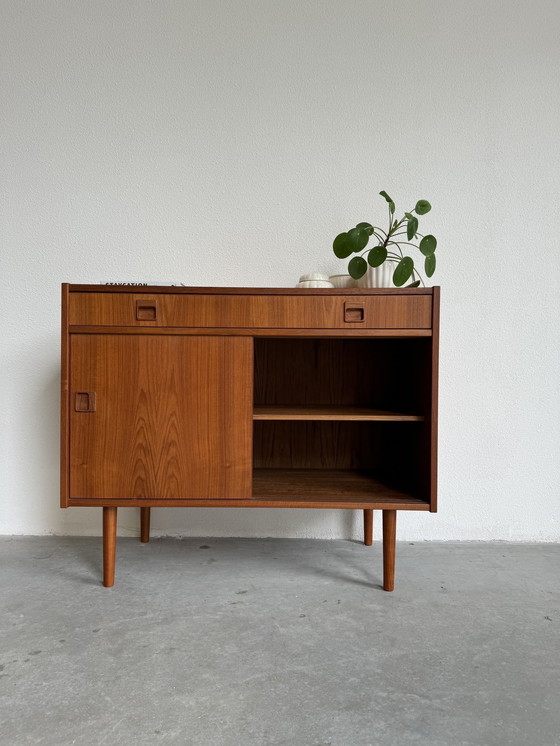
1 537 559 746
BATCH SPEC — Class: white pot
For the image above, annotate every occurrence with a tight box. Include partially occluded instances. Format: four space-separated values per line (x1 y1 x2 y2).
329 274 358 288
358 263 394 288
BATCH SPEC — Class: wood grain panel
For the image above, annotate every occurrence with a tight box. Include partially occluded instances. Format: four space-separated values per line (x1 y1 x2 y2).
254 421 372 469
252 469 424 503
69 293 432 329
69 335 252 499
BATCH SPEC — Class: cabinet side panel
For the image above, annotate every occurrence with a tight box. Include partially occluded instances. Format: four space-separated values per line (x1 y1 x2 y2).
60 284 70 507
69 335 252 499
429 287 440 511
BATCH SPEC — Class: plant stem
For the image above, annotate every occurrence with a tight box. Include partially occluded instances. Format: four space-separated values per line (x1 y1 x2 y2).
412 267 426 287
381 216 406 254
387 240 421 250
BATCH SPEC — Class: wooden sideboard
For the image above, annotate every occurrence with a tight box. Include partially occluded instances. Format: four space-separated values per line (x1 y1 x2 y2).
61 284 439 590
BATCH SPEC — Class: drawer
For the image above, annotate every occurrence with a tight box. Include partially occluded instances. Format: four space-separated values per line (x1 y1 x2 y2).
68 293 432 329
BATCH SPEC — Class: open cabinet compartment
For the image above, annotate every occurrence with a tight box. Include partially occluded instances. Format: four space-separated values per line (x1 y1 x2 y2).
252 338 433 506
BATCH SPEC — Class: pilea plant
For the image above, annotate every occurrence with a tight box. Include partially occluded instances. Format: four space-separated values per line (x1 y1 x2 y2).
332 191 437 286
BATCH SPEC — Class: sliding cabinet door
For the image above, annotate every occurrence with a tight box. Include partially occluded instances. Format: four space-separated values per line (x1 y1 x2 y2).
69 335 252 499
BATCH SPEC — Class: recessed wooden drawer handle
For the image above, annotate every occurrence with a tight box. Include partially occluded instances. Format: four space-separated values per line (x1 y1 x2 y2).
136 300 158 321
344 303 365 323
75 392 96 412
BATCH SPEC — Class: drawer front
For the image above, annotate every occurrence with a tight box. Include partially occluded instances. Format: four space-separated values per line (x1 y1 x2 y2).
69 293 432 329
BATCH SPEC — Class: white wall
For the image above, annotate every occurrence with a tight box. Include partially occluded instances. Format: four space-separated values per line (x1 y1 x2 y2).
1 0 559 540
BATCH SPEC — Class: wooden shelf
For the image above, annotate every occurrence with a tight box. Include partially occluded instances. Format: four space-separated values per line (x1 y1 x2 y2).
253 405 424 422
251 468 429 509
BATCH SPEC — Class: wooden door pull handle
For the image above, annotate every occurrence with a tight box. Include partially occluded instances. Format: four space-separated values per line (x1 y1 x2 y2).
344 303 365 323
136 300 158 321
75 392 96 412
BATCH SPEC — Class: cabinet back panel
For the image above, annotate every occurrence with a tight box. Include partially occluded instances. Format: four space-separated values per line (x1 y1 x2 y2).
253 421 428 499
254 338 430 415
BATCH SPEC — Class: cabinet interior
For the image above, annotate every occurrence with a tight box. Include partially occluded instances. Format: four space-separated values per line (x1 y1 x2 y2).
252 338 432 503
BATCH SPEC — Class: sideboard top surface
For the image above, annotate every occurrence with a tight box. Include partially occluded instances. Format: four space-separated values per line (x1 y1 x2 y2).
65 284 436 296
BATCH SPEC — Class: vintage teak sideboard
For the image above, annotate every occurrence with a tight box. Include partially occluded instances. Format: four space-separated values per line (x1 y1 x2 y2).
61 284 439 590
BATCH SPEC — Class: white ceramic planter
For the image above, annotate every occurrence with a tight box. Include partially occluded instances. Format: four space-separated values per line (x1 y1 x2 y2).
358 262 395 288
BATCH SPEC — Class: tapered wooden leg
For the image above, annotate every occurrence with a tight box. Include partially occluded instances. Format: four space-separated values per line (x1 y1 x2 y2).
140 507 151 543
103 507 117 587
363 509 373 546
382 510 396 592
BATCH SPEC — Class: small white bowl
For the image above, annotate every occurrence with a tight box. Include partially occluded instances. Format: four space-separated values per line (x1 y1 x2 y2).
296 280 334 288
329 274 358 288
298 272 331 282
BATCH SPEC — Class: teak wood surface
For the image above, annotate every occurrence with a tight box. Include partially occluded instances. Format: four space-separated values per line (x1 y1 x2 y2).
69 334 252 499
61 285 440 590
69 292 432 329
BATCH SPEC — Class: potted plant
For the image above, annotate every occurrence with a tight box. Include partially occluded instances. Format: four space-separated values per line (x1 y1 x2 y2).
332 191 437 287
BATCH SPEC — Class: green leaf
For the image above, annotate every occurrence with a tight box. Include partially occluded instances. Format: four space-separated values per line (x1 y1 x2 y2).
333 232 352 258
425 253 436 277
367 245 387 267
348 256 368 279
407 280 421 287
393 257 414 287
415 200 431 215
379 190 395 214
407 217 419 241
404 212 414 220
356 222 374 235
419 234 437 256
347 227 369 253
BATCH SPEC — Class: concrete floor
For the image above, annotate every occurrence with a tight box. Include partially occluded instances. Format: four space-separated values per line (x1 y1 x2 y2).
0 537 559 746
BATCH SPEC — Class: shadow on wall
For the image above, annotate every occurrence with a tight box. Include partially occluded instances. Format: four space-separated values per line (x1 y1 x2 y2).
3 342 67 534
141 506 358 540
39 361 73 532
